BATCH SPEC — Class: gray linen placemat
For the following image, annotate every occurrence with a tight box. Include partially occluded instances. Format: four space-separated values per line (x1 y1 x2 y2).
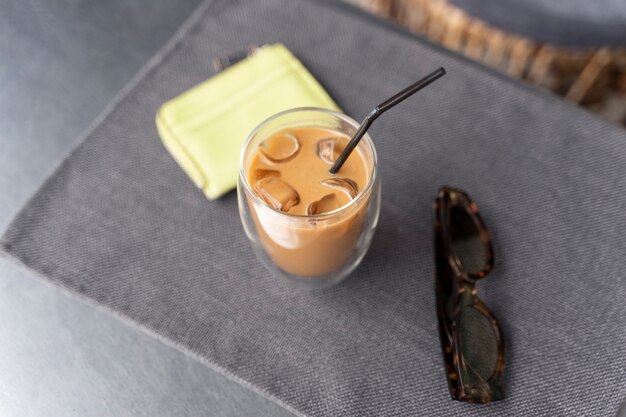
3 0 626 415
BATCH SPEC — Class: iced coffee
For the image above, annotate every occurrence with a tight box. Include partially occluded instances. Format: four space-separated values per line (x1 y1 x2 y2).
238 108 379 286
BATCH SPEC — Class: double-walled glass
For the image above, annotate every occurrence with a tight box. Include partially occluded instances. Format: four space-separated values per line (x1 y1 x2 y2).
237 108 380 288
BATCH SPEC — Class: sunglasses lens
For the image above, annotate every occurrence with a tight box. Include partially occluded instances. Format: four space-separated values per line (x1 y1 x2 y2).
459 306 499 385
448 204 489 275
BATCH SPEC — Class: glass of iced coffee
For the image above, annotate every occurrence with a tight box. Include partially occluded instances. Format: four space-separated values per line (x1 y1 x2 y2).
237 108 380 288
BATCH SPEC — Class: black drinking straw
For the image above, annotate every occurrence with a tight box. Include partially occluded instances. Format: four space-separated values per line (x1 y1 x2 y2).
329 67 447 174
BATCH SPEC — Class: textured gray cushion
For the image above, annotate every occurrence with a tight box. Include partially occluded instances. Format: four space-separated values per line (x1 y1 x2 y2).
2 0 626 415
451 0 626 46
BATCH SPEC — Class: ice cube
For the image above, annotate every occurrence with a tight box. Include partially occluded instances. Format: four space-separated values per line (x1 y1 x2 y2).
254 177 300 212
258 132 301 163
320 178 359 199
316 137 347 165
306 193 340 215
253 168 281 181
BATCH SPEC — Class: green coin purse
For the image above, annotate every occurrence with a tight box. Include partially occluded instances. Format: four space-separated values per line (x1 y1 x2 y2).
156 43 339 200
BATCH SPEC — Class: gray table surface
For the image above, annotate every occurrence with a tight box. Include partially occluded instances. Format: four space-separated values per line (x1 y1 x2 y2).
0 1 294 416
450 0 626 46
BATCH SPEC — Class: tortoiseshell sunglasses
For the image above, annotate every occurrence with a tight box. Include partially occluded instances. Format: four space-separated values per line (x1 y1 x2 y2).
434 186 505 403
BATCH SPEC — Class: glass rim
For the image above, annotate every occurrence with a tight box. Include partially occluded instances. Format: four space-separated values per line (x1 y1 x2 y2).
238 107 378 220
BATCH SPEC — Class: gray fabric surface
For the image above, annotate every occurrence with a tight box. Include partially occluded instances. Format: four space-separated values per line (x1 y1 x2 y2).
2 0 626 415
451 0 626 46
0 0 294 415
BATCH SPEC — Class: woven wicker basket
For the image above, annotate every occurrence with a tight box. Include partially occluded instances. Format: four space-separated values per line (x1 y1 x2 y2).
350 0 626 125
